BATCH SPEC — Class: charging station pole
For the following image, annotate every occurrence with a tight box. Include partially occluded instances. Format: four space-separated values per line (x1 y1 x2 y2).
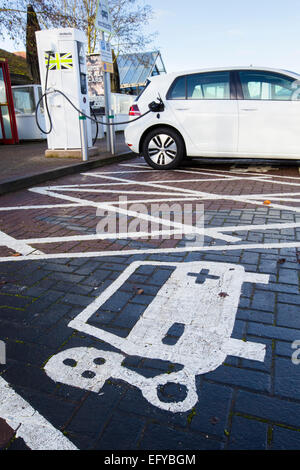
101 31 111 153
95 1 114 154
109 108 116 154
79 115 89 161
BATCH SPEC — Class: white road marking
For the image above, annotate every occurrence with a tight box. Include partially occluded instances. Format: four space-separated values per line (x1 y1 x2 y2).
45 261 268 413
118 163 149 168
118 162 299 181
175 169 265 179
0 230 44 256
0 197 204 212
22 229 193 243
176 167 300 189
204 220 300 233
0 165 298 260
80 172 212 196
182 166 300 181
52 188 188 196
80 172 300 214
0 376 77 450
0 163 299 259
0 240 300 263
20 220 300 246
0 203 83 211
255 197 300 202
53 177 247 186
29 187 237 243
1 161 299 437
90 168 157 173
238 192 300 199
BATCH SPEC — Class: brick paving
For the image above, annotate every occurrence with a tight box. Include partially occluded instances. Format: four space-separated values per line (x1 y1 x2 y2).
0 157 300 450
0 132 129 184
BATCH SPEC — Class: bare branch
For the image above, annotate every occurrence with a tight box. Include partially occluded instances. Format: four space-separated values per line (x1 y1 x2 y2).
0 0 156 55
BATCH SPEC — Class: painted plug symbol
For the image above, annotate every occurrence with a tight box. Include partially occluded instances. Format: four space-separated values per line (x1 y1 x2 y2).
45 261 269 412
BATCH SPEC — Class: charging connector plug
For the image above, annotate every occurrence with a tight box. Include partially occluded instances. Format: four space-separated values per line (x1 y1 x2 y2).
148 97 165 113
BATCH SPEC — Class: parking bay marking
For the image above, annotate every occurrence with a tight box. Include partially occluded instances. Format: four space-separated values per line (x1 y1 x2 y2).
27 187 235 243
27 170 300 238
0 230 44 257
19 219 300 245
0 239 300 263
21 179 300 246
81 171 300 214
1 166 300 259
0 376 77 450
0 164 298 442
44 260 269 413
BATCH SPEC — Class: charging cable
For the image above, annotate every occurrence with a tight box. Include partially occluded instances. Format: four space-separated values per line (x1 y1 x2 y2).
34 51 163 135
35 52 53 135
36 88 152 130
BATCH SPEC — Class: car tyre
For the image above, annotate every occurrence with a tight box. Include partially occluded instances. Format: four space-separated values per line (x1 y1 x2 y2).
142 127 185 170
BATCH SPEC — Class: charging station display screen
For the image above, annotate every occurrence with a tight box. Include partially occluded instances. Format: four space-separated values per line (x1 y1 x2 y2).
80 73 87 95
77 41 87 95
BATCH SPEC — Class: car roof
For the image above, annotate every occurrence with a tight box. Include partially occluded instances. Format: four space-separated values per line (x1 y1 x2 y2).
150 66 300 83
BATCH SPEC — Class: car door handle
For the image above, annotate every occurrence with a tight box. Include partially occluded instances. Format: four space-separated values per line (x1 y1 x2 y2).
241 108 258 112
175 108 190 111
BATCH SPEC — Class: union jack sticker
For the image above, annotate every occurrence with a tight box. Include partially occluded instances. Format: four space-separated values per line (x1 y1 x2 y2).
44 52 73 70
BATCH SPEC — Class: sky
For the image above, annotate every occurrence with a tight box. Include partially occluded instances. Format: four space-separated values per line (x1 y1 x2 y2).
2 0 300 74
144 0 300 74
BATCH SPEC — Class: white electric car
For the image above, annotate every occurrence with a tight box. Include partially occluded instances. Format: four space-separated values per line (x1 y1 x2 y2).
124 66 300 170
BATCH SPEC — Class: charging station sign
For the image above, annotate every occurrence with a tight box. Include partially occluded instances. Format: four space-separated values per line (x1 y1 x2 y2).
100 39 113 73
95 0 113 34
100 40 113 64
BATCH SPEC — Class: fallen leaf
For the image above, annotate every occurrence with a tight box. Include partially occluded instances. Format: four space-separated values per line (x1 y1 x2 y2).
277 258 286 264
11 253 21 257
263 200 271 205
210 416 220 425
219 292 229 298
136 289 144 295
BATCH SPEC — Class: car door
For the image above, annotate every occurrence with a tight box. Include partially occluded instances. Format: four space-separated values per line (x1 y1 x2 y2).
166 71 239 156
237 70 300 157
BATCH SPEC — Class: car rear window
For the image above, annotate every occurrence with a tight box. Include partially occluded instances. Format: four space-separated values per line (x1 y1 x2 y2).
167 76 186 100
187 72 230 100
167 71 231 100
135 79 151 102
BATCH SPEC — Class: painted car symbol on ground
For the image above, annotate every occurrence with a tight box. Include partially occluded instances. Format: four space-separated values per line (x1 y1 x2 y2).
45 261 269 413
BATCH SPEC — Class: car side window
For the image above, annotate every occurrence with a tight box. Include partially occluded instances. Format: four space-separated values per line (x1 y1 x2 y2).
167 76 186 100
187 72 230 100
239 71 300 101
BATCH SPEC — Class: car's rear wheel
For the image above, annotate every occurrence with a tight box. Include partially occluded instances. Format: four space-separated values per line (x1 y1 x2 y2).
142 127 185 170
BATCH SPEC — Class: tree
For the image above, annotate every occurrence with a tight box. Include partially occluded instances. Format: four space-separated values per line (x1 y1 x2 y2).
110 48 120 93
26 4 41 83
0 0 156 55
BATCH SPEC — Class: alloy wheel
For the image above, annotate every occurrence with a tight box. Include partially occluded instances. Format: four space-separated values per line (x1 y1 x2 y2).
147 134 178 166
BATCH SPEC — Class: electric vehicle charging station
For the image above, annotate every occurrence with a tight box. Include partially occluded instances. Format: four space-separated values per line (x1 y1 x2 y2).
35 28 93 154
